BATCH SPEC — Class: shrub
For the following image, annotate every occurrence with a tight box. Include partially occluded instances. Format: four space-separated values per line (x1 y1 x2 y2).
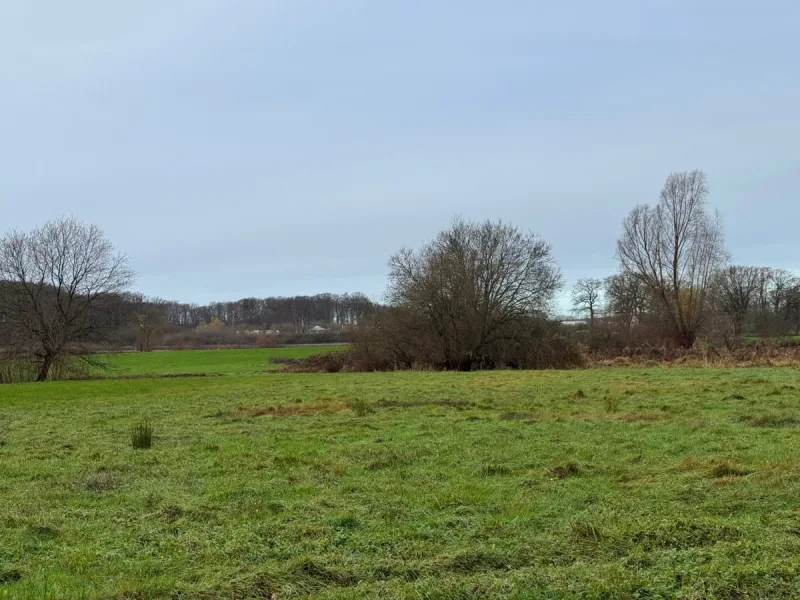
131 421 153 449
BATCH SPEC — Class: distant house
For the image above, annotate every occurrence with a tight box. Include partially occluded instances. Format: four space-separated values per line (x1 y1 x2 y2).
308 325 327 333
238 329 280 335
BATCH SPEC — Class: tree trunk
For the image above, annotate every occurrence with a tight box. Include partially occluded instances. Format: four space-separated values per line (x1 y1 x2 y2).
457 355 473 371
676 331 696 349
37 356 53 382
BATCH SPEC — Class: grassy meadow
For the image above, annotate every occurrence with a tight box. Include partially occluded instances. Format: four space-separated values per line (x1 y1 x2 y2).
1 358 799 598
95 345 345 377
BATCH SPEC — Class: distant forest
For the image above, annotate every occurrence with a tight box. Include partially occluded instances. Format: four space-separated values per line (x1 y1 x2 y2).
148 292 377 331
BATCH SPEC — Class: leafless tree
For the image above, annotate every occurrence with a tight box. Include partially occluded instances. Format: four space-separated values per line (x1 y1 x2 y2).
768 270 800 335
748 268 800 335
387 218 563 370
710 265 761 345
616 170 727 347
769 269 798 316
604 273 649 346
786 285 800 335
128 294 168 352
571 277 604 331
0 217 134 380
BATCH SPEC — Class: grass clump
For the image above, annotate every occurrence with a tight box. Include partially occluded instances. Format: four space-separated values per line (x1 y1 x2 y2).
739 413 799 428
570 521 604 546
479 463 512 476
131 420 153 449
0 568 22 584
707 461 752 478
550 459 582 478
631 520 742 550
83 472 117 492
347 398 375 416
444 550 511 573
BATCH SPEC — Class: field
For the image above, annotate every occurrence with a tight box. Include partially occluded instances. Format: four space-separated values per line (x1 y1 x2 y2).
746 335 800 344
1 355 800 599
96 345 345 377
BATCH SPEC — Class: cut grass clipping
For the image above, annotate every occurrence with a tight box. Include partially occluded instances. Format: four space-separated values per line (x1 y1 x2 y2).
131 420 153 449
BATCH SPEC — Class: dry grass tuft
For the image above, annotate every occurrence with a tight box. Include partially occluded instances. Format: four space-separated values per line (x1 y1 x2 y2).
616 412 664 422
246 403 347 417
739 413 799 428
550 459 582 478
707 461 752 478
83 472 117 492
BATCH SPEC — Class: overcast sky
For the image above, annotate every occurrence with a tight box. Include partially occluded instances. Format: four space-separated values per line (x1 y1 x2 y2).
2 1 798 308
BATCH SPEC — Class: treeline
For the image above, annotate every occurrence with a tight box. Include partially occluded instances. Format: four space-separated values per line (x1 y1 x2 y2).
120 293 377 351
2 170 798 380
571 268 800 351
155 293 376 330
317 170 799 372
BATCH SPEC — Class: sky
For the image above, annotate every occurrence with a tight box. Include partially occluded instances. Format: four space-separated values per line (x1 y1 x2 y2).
2 0 798 311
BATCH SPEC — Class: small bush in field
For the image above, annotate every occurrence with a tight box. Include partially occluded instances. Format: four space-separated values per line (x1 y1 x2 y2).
131 421 153 449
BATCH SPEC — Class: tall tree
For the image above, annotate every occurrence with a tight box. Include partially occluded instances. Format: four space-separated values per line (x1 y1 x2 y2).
711 265 760 339
388 218 563 369
0 217 134 380
570 277 604 331
616 170 727 347
128 294 168 352
604 273 649 346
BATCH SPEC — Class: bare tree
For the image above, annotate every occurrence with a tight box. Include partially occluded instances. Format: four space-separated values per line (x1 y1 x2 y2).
604 273 649 346
128 294 168 352
616 170 727 347
570 278 604 331
0 217 134 380
710 265 760 345
786 284 800 335
749 268 800 335
387 218 563 370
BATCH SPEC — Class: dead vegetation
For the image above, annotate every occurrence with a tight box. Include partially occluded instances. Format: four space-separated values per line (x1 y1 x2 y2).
244 403 348 417
739 413 800 428
550 459 583 479
590 342 800 368
274 340 800 374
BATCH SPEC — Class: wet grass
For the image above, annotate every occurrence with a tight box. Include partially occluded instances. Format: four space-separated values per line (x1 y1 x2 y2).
0 367 799 598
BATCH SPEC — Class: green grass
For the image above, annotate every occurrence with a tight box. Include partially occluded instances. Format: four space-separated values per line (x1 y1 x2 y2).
1 368 800 598
745 335 800 343
94 345 345 377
